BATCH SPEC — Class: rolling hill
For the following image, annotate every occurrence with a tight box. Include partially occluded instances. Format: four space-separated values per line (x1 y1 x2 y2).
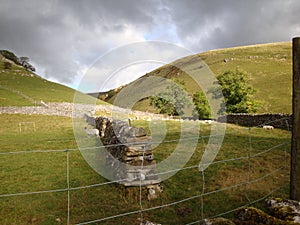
100 42 292 114
0 48 292 224
0 51 106 106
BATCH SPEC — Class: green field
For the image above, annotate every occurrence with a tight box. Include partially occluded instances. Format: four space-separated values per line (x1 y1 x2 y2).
103 42 292 114
0 56 75 106
0 114 291 224
0 44 293 224
1 43 293 112
0 54 107 106
201 42 292 113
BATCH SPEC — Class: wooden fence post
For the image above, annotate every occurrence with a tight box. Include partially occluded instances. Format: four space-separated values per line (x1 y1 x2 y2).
290 37 300 200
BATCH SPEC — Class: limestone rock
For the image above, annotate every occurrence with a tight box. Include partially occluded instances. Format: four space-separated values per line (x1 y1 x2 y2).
266 197 300 224
139 219 161 225
233 207 295 225
200 218 236 225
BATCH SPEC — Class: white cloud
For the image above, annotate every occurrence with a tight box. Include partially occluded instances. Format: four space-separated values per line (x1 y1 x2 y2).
78 41 193 92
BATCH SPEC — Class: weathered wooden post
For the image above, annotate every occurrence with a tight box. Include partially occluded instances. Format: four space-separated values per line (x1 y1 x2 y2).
290 37 300 200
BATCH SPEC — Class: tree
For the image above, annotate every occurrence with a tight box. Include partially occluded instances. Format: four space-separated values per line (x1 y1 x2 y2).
213 69 258 113
19 56 29 64
0 50 36 72
150 81 191 116
192 91 211 119
20 56 36 72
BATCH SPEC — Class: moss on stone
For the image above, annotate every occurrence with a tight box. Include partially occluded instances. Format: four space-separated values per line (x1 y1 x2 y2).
266 197 300 223
233 207 297 225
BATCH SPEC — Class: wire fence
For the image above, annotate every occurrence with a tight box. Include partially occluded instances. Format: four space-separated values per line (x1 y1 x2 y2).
0 117 291 224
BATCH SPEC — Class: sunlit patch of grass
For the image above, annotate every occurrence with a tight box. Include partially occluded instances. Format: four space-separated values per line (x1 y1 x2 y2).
0 115 291 224
105 42 292 114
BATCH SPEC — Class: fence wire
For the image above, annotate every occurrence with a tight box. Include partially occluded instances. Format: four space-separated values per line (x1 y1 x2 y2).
0 118 291 225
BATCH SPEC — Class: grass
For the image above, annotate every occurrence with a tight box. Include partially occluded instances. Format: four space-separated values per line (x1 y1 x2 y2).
201 42 292 113
105 42 292 114
0 113 291 224
0 43 293 112
0 55 108 106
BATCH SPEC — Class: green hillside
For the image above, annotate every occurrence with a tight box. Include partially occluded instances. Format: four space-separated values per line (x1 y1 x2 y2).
201 42 292 113
0 52 106 106
103 42 292 114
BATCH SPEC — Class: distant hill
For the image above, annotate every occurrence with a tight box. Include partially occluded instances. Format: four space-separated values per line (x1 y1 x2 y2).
0 50 106 106
100 42 292 114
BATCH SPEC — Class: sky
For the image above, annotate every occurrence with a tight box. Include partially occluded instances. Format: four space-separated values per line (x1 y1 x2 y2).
0 0 300 92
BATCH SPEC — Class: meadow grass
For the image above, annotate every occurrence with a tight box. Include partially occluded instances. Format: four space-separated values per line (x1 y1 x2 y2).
108 42 292 114
0 114 291 224
0 56 108 107
1 42 293 113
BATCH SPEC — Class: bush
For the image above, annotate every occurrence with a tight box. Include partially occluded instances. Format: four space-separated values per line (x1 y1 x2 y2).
213 69 259 113
150 81 191 116
192 91 211 119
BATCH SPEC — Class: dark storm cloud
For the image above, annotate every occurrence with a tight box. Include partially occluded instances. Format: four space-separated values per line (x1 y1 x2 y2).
0 0 299 90
164 0 300 51
0 0 160 85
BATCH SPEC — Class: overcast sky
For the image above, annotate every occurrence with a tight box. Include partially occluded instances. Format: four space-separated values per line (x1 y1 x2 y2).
0 0 299 92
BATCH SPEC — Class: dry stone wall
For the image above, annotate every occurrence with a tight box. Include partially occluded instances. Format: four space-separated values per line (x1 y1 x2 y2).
217 113 292 130
94 116 160 187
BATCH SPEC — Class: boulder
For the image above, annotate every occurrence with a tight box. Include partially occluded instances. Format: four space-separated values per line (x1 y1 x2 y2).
266 197 300 224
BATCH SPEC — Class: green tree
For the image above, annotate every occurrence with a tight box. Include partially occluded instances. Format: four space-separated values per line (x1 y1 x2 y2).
192 91 211 119
150 81 191 116
214 69 258 113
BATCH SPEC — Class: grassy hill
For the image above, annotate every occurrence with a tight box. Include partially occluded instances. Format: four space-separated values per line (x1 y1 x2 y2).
0 52 106 106
0 47 292 224
102 42 292 114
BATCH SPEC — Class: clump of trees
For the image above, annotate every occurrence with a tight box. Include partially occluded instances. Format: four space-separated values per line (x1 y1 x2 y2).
19 56 36 72
192 91 211 119
150 69 258 118
0 50 35 72
214 69 258 114
150 80 192 116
